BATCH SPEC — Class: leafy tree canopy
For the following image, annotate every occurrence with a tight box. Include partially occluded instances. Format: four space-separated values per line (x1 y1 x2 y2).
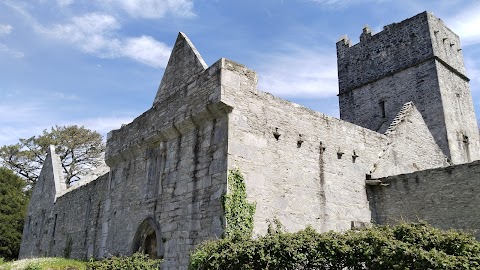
0 125 105 186
0 167 29 260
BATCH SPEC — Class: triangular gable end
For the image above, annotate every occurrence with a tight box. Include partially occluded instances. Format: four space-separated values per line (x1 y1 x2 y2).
33 145 66 203
47 145 67 202
371 102 449 178
153 32 208 105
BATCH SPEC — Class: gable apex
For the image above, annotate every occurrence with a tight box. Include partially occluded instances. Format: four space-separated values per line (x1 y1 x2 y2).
153 32 208 105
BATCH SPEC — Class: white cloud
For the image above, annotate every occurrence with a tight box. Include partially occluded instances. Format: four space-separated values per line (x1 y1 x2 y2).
38 13 171 68
0 24 12 36
102 0 194 19
446 3 480 46
0 43 24 58
121 35 171 68
39 13 120 55
257 47 338 98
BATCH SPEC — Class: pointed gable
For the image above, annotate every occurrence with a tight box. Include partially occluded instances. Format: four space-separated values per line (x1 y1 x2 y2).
32 145 66 203
371 102 449 178
153 32 208 105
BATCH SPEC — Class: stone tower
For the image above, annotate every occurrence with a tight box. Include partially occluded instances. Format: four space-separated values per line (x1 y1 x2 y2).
337 11 480 164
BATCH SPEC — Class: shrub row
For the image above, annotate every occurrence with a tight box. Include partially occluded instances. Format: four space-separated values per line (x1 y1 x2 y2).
86 253 161 270
189 222 480 270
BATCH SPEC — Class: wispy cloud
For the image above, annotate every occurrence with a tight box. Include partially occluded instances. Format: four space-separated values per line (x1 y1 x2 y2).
0 24 12 36
37 13 171 68
101 0 195 19
257 46 338 98
0 43 24 58
446 2 480 46
0 23 22 57
38 13 120 55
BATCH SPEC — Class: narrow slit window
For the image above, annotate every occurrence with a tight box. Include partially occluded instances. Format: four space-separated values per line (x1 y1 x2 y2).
379 100 386 118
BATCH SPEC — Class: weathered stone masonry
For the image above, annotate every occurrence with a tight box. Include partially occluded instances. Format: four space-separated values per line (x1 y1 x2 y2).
19 12 480 269
337 12 480 164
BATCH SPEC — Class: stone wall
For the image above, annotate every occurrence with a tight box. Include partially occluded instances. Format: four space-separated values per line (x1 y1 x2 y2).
337 12 433 95
221 59 448 235
19 146 109 260
337 11 479 164
436 62 480 163
368 160 480 239
104 34 230 270
48 173 108 259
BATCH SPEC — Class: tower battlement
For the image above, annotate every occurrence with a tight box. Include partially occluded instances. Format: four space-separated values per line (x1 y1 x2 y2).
337 11 467 95
337 11 479 164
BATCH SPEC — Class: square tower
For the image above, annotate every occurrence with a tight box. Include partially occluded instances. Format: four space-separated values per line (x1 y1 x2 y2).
337 11 479 164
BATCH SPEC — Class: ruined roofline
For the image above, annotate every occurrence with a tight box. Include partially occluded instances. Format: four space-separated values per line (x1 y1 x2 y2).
56 165 110 198
108 31 397 162
39 145 110 199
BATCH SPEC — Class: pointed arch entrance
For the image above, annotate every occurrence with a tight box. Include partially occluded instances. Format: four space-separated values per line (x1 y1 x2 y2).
131 217 164 259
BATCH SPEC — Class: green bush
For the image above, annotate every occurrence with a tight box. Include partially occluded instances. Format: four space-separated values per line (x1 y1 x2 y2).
86 253 161 270
189 222 480 270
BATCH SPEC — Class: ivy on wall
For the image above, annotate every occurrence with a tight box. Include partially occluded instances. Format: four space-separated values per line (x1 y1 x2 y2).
222 169 256 241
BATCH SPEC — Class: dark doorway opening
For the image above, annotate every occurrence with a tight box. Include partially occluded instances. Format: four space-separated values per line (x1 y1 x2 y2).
143 230 157 259
132 218 164 259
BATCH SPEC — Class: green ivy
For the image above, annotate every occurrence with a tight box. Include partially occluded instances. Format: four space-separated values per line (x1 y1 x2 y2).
222 169 256 241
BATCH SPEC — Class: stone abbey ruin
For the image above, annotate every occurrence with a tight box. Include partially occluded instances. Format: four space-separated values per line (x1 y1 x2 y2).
19 11 480 269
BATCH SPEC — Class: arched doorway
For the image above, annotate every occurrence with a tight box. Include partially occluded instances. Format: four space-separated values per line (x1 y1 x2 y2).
132 217 163 259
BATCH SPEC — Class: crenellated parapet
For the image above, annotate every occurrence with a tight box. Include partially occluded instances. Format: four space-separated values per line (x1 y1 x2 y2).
337 11 479 164
336 11 468 96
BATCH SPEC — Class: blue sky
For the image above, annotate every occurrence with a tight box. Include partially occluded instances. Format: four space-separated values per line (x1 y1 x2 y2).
1 0 480 146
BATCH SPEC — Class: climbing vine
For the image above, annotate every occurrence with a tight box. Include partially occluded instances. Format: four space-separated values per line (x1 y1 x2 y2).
223 168 256 240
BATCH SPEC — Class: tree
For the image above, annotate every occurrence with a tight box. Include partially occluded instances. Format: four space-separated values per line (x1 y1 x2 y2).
0 167 29 260
0 125 105 186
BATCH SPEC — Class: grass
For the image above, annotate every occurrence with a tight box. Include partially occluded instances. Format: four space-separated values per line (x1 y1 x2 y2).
0 258 86 270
